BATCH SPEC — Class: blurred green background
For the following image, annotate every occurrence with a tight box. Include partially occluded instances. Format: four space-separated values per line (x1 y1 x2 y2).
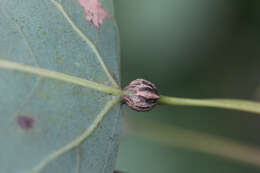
114 0 260 172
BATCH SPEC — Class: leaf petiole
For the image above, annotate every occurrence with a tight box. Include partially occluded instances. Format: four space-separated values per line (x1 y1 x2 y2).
159 95 260 114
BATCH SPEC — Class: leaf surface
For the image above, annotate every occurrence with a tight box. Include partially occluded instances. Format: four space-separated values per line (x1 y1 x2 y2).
0 0 121 172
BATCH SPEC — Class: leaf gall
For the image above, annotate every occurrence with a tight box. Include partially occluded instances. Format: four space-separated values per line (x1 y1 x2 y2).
123 79 160 112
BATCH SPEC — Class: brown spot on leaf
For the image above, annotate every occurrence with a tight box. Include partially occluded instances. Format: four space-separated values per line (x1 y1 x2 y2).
17 115 35 130
98 123 103 129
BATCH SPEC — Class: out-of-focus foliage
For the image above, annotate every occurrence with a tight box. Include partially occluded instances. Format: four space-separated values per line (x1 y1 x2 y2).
115 0 260 172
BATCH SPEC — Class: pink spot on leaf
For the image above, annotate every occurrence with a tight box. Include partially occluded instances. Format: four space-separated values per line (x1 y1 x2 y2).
18 115 35 130
78 0 113 29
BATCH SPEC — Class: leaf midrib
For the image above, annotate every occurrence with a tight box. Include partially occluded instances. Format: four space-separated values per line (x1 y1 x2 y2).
0 59 123 96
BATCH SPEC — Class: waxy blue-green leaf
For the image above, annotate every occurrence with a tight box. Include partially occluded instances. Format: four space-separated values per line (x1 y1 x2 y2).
0 0 121 172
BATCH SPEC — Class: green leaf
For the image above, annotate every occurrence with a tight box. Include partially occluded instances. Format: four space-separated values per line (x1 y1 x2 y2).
0 0 121 172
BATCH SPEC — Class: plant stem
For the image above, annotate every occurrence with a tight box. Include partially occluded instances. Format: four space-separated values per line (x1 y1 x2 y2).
159 95 260 114
0 59 123 96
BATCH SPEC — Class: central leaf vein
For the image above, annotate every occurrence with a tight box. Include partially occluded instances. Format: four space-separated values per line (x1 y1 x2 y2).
0 59 122 96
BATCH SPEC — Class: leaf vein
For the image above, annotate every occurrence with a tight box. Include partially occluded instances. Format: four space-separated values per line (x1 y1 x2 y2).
1 5 40 67
76 146 81 173
30 97 120 173
50 0 119 88
102 106 121 173
0 59 122 96
0 6 43 117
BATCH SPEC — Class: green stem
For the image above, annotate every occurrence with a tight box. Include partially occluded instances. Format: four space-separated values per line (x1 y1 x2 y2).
0 59 123 96
159 95 260 114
